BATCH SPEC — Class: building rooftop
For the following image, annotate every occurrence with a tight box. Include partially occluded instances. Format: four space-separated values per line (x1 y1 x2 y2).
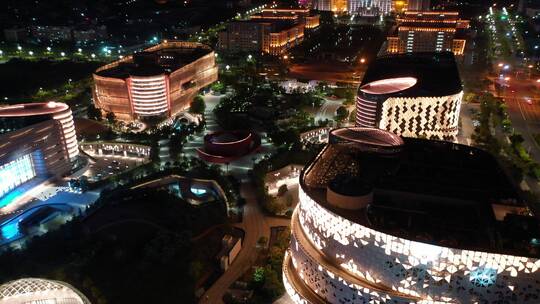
302 128 539 257
359 52 463 98
230 19 301 33
0 102 68 117
95 41 212 79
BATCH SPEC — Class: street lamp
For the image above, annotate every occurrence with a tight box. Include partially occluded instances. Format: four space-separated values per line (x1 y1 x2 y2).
47 47 51 52
225 65 230 71
78 48 82 53
17 46 22 51
60 52 65 57
28 51 33 56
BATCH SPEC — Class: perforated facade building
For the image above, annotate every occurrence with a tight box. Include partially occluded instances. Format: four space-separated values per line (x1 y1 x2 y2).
284 127 540 304
356 52 463 141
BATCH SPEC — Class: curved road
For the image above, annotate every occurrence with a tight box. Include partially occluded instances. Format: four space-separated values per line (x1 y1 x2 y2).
199 182 290 304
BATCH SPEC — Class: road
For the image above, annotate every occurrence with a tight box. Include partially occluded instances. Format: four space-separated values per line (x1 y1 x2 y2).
199 182 290 304
497 76 540 162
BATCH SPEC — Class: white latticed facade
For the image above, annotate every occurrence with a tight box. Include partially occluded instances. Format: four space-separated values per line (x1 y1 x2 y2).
378 93 463 140
0 278 90 304
283 128 540 303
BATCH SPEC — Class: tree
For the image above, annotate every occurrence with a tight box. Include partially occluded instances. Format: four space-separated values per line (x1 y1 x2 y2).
189 95 206 114
87 104 103 121
343 89 355 105
253 267 266 284
211 81 225 94
277 184 288 197
106 112 116 124
335 106 349 122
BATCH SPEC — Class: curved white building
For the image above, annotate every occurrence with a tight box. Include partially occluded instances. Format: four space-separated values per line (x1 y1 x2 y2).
0 278 90 304
0 102 78 203
284 128 540 303
356 52 463 141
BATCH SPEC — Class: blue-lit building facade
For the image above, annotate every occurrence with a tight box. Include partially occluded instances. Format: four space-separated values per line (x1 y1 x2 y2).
0 102 78 203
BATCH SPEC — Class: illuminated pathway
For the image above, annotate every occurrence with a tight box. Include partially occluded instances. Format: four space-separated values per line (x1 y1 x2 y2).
199 182 290 304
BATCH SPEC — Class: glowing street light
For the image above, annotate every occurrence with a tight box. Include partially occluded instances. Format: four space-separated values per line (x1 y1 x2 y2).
91 53 96 58
28 51 33 56
60 52 66 57
0 50 3 56
225 65 230 71
360 58 366 64
47 46 51 52
498 63 504 67
78 48 82 53
17 46 22 51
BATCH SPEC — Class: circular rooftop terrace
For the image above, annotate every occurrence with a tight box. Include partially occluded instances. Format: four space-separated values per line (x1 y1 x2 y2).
359 77 417 95
0 102 69 117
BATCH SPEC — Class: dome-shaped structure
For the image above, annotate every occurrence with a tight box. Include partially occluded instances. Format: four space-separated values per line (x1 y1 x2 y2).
0 278 90 304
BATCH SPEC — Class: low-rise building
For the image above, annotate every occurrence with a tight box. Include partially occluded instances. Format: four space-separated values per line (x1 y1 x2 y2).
93 41 218 122
218 8 319 55
385 11 469 56
3 27 28 43
30 25 73 42
217 234 242 271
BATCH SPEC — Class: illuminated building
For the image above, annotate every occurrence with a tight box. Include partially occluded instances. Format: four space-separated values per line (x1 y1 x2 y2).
313 0 333 11
284 127 540 303
393 0 406 13
218 20 304 55
0 102 78 202
197 131 261 163
356 52 463 141
407 0 430 11
92 41 218 121
386 11 469 55
313 0 393 15
218 9 319 55
250 8 320 29
0 278 90 304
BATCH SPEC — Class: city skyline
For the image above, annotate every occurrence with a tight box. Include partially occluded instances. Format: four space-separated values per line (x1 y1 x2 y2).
0 0 540 303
